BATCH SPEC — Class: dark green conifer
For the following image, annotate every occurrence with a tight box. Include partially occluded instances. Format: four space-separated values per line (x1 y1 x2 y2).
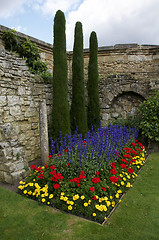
87 31 100 130
70 22 87 136
51 10 70 140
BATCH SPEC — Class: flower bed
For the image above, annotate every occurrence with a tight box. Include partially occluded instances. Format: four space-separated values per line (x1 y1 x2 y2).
18 126 146 223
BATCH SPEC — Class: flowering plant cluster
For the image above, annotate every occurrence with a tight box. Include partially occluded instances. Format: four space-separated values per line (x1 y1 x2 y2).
18 126 146 223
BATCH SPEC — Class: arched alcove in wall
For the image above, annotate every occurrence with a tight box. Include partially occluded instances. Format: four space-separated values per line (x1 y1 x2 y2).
110 91 145 119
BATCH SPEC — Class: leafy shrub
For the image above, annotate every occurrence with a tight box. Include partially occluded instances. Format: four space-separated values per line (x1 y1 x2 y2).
136 90 159 142
2 29 21 52
108 115 138 129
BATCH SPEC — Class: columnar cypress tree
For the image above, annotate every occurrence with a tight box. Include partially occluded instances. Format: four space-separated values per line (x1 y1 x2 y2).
87 31 100 130
70 22 87 136
51 10 70 140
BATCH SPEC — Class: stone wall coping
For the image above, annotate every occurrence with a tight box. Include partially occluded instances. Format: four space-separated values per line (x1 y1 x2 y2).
0 24 53 52
1 24 159 57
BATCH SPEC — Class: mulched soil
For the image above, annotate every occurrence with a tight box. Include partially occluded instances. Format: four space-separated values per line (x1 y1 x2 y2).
0 158 42 193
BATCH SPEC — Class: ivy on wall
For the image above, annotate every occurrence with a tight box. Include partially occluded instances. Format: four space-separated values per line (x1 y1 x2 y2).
2 29 52 82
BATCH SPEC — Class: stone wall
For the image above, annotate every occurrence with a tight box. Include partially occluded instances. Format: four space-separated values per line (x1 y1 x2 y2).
0 25 159 183
0 32 52 183
68 44 159 124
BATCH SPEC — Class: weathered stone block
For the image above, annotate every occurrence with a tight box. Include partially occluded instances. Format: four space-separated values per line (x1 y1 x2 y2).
3 172 13 184
0 96 7 106
25 107 37 117
18 86 26 95
11 169 26 182
12 147 23 158
10 105 22 116
20 122 31 131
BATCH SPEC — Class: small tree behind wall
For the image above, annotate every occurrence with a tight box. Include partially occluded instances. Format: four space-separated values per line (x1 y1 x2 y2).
87 31 100 130
51 10 70 140
70 22 87 136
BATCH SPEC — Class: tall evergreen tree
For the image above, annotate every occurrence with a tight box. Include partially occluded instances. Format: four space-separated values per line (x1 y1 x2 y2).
70 22 87 136
51 10 70 140
87 31 100 130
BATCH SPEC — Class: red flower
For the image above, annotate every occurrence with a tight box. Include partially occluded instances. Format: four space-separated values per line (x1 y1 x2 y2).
120 163 127 170
96 171 100 175
79 174 86 179
70 177 81 183
89 187 95 191
111 162 116 169
110 169 117 175
50 165 56 170
115 150 120 158
49 170 56 175
121 159 128 164
80 171 85 175
51 176 58 182
91 177 100 184
48 155 52 158
137 142 143 147
77 184 80 187
66 163 69 167
102 187 106 191
92 196 97 200
123 154 131 159
36 167 42 171
128 168 134 174
45 164 48 168
30 164 37 170
131 142 136 147
38 174 45 179
53 183 60 189
64 149 68 152
83 141 87 146
109 176 118 183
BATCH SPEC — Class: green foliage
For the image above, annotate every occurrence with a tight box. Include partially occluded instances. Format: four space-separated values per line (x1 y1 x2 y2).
108 115 138 129
2 29 21 52
39 70 52 83
2 29 51 81
70 21 87 136
136 90 159 142
51 10 70 140
87 31 100 130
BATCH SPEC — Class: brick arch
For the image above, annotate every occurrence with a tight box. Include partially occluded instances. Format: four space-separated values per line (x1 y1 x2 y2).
110 91 145 120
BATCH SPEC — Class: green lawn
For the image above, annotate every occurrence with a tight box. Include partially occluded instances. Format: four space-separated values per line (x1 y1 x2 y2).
0 152 159 240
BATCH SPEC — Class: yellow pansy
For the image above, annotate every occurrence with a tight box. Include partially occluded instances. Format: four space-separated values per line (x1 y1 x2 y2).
126 182 131 188
84 202 88 207
106 201 111 207
68 205 72 210
115 193 119 198
117 190 122 194
49 194 54 199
